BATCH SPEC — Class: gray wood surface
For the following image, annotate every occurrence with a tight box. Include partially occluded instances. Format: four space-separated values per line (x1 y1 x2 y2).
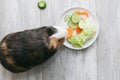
0 0 119 80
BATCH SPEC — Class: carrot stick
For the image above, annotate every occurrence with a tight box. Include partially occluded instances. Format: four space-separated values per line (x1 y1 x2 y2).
66 27 73 38
75 26 82 34
81 11 89 17
75 10 82 15
75 10 89 17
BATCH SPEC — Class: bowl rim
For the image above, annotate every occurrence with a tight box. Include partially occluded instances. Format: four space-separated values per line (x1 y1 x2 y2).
56 7 99 50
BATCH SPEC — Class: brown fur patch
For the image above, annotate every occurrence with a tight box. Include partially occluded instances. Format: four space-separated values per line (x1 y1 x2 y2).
57 38 65 48
12 64 27 71
1 42 7 49
48 37 58 49
0 42 9 55
5 56 27 72
6 57 14 64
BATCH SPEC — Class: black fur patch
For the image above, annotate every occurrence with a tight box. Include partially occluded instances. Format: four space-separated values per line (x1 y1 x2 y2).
0 26 57 73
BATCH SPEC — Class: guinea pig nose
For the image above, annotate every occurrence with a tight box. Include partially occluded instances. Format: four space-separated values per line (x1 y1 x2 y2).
52 25 68 39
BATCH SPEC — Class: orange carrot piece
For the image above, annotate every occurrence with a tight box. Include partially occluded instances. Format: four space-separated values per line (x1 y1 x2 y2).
81 11 89 17
75 26 82 34
75 10 89 17
75 10 82 15
67 27 73 38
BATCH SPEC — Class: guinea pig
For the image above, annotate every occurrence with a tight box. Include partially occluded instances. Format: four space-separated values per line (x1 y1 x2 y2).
0 26 67 73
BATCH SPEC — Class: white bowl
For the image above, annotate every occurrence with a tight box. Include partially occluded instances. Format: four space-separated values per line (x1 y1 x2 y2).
56 7 99 50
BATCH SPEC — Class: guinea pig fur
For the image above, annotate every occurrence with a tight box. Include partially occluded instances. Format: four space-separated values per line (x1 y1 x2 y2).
0 26 67 73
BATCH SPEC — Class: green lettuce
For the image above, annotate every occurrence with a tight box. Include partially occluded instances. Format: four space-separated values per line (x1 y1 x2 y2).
68 27 96 48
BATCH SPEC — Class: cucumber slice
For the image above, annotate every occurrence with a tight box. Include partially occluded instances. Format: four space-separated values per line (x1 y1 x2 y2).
38 1 46 9
78 18 87 29
68 20 77 29
64 15 71 22
71 13 80 24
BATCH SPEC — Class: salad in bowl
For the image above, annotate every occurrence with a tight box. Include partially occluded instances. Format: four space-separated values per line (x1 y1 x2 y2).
56 7 99 50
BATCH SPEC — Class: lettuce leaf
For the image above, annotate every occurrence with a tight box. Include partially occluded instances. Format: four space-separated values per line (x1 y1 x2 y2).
68 26 96 48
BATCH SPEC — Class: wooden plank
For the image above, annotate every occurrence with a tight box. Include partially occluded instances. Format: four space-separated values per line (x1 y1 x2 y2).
0 0 42 80
0 0 98 80
96 0 120 80
42 0 97 80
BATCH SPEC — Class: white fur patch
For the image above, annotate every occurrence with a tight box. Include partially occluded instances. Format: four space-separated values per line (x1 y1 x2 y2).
50 26 67 39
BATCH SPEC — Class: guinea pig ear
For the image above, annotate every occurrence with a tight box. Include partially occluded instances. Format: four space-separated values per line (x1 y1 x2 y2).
48 37 58 49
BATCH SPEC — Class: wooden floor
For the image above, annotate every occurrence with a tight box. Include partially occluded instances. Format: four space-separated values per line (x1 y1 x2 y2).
0 0 120 80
